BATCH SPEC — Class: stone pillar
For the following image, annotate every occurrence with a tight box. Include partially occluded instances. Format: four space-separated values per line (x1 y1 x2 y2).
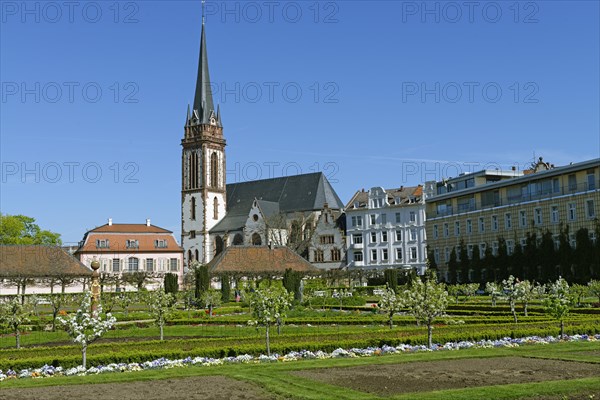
90 259 101 315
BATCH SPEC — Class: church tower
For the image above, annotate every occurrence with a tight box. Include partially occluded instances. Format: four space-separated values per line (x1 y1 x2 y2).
181 16 226 266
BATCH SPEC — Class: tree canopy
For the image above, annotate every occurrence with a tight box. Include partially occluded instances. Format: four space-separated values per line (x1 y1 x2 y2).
0 214 62 245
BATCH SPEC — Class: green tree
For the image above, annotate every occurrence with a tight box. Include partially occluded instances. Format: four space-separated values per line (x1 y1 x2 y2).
383 268 398 293
523 232 538 281
510 240 525 279
482 243 494 284
543 278 572 338
539 230 556 282
405 271 448 349
282 268 303 301
557 224 573 280
458 240 469 283
574 228 593 283
220 274 231 302
194 264 210 299
447 248 458 284
0 214 62 245
470 245 481 284
496 237 509 281
164 273 179 294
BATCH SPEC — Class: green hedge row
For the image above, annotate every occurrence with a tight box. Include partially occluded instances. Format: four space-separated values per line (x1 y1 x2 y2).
2 322 598 371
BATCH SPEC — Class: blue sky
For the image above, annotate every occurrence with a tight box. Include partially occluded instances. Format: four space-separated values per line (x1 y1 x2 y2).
1 0 599 243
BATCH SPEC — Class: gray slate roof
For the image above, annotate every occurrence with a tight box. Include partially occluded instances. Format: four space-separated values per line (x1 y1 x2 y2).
211 172 343 234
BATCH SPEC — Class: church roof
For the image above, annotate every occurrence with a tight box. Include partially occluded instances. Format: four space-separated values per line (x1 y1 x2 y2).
207 246 318 274
210 172 344 234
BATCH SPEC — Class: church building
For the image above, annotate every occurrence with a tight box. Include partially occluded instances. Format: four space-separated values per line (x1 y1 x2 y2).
181 18 345 268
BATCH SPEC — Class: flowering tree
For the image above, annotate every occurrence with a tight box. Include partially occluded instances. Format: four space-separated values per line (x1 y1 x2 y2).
587 280 600 303
248 286 293 356
378 287 406 329
485 282 502 307
514 280 540 317
502 275 522 323
200 289 222 318
58 292 116 368
543 278 572 338
0 297 31 349
149 289 175 340
447 284 463 304
405 273 448 349
116 292 137 315
462 283 480 301
48 293 72 331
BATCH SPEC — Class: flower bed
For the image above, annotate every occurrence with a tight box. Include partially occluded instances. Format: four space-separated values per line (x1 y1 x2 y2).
1 334 597 382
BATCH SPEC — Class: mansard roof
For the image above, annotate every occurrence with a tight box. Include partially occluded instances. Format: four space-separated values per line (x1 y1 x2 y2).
345 185 423 210
210 172 344 234
0 245 92 278
207 246 318 275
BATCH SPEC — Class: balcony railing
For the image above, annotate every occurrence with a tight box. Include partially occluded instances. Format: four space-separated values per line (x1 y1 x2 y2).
428 180 599 219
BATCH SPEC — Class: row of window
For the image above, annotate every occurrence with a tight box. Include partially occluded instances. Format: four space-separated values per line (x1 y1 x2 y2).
100 257 179 273
96 239 169 249
433 199 596 239
350 211 418 227
351 228 419 244
313 248 342 262
190 196 220 221
352 247 418 263
433 231 598 264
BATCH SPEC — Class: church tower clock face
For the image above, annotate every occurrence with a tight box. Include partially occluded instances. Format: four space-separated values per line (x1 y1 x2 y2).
181 16 226 267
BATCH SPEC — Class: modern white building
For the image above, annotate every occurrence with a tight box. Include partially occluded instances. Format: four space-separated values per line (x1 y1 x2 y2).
345 186 428 274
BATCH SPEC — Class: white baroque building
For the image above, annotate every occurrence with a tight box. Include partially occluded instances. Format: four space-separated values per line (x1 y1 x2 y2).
345 186 428 274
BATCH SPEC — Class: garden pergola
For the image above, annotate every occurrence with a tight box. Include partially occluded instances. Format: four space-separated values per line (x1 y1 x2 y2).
0 245 92 296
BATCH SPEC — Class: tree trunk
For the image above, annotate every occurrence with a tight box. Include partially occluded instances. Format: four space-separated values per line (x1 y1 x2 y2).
82 345 87 369
523 301 528 317
277 317 281 335
209 304 213 318
15 328 20 349
560 320 565 339
265 324 271 356
492 297 496 307
160 324 164 341
52 310 58 331
389 314 393 329
511 301 518 323
20 281 26 304
427 322 433 349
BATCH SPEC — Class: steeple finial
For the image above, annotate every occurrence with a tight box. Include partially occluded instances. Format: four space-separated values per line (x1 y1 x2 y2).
190 8 220 127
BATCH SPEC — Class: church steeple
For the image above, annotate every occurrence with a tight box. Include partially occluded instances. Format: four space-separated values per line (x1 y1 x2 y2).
190 17 220 127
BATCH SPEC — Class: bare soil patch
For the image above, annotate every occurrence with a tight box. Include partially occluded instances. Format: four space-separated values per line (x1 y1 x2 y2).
293 356 600 397
0 375 278 400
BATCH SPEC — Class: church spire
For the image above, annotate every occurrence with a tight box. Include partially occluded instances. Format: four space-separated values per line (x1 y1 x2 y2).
191 7 219 127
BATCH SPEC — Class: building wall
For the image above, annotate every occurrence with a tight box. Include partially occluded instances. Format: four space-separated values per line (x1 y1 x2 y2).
346 191 427 274
426 161 600 277
309 208 346 270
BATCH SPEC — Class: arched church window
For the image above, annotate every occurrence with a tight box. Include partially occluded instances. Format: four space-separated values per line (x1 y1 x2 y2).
195 249 199 262
210 152 218 188
233 234 244 246
252 233 262 246
191 197 196 220
215 236 224 256
213 197 219 220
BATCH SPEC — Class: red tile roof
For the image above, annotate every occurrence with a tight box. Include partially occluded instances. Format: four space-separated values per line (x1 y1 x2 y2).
76 233 182 254
0 245 92 277
207 246 318 274
90 224 172 233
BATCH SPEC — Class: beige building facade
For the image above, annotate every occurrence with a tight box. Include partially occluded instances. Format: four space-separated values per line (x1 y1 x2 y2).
425 158 600 280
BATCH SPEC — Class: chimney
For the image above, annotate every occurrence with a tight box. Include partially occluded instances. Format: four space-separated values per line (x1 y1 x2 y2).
108 218 113 226
146 218 151 227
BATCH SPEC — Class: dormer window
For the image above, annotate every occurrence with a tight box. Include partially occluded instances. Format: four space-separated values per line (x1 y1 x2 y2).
96 239 109 249
126 239 139 249
155 239 168 249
